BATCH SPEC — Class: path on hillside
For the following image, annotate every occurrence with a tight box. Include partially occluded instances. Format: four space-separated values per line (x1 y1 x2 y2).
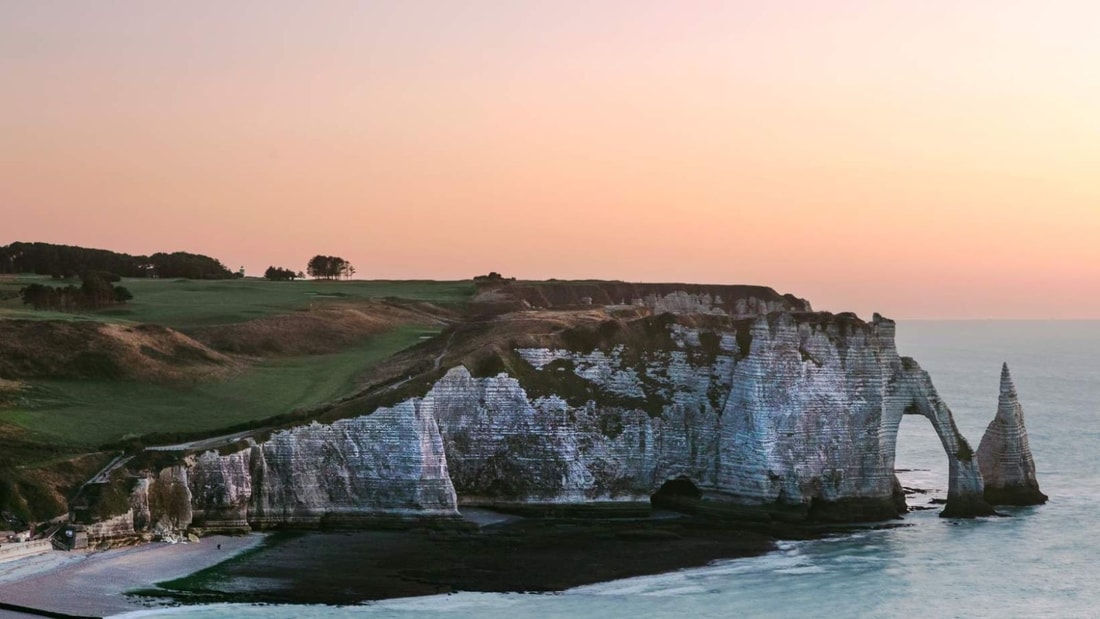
80 453 131 488
144 430 254 453
433 331 456 371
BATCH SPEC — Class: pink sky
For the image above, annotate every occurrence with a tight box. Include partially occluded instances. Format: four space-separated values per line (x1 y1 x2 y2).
3 1 1098 318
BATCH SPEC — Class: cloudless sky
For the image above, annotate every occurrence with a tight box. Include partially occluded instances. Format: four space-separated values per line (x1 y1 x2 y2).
3 1 1098 318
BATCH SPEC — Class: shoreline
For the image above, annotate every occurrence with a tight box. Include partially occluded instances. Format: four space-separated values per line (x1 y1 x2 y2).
0 534 265 619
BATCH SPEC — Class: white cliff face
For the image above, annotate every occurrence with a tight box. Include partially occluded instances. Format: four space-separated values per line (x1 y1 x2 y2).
432 313 991 520
183 401 459 530
716 315 896 517
423 368 654 505
976 364 1047 505
118 311 1003 532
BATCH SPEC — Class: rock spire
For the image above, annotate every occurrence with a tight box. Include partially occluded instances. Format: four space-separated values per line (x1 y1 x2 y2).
976 363 1047 505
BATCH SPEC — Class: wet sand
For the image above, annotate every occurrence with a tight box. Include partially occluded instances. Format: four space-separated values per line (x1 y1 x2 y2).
0 515 805 615
0 535 264 618
133 517 778 607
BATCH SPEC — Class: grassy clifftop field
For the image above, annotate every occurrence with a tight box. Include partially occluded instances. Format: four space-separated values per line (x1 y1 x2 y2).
0 275 475 520
0 275 474 327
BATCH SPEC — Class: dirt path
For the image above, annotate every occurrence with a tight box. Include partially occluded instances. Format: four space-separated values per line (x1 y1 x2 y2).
433 331 456 371
145 430 254 452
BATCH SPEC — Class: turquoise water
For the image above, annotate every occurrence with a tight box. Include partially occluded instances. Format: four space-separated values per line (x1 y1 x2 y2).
115 321 1099 618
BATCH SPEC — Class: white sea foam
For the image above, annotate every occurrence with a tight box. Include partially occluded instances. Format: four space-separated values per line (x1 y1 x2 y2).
367 592 528 611
774 565 827 575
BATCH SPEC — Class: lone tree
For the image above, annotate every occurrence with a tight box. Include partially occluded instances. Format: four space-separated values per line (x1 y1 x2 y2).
306 255 352 280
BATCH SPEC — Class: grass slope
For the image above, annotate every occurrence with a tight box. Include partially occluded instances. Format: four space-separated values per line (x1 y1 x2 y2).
0 325 440 450
0 276 474 330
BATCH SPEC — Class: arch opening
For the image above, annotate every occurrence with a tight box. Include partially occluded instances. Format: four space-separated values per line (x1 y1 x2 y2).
894 412 951 513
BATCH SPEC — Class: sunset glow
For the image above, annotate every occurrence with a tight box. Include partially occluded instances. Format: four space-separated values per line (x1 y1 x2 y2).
3 1 1099 318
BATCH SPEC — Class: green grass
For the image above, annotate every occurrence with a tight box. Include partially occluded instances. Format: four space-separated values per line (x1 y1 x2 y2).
0 276 475 330
0 325 441 450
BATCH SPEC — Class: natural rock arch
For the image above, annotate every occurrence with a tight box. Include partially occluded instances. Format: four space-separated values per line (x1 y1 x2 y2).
881 358 995 518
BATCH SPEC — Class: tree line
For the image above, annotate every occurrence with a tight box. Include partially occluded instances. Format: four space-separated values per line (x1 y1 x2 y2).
264 256 357 281
2 242 360 284
19 272 133 312
0 242 236 280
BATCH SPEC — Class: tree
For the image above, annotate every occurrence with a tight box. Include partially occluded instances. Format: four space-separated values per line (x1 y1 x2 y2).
18 283 54 310
306 255 351 280
264 266 298 281
80 273 116 309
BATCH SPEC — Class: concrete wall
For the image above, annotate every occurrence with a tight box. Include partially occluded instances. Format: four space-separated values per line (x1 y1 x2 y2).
0 539 52 563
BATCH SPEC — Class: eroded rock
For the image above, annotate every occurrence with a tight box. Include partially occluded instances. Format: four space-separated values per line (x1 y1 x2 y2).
976 364 1047 506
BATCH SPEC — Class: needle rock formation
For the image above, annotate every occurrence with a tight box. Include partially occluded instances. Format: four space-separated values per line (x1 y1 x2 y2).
976 364 1048 506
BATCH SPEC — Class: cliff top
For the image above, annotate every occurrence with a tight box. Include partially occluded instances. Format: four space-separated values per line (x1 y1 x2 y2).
470 279 811 316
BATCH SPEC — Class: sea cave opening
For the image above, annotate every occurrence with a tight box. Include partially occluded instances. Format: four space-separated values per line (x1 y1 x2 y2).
650 477 702 513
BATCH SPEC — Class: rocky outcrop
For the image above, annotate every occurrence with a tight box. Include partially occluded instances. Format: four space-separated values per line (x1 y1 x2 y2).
80 510 136 541
976 364 1047 506
105 304 1020 529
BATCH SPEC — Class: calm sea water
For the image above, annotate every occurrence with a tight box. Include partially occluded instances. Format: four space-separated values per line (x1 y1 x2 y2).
116 321 1100 619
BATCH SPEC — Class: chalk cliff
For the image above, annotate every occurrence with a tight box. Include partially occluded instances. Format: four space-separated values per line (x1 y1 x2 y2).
427 312 992 521
187 403 459 529
976 364 1047 506
90 284 1029 535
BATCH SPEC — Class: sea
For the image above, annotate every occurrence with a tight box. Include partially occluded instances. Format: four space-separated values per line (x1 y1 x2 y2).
115 321 1100 619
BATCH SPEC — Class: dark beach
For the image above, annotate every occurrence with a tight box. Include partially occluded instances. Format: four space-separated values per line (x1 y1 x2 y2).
138 515 780 607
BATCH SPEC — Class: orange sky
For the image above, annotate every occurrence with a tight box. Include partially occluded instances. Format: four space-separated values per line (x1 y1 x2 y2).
3 2 1098 318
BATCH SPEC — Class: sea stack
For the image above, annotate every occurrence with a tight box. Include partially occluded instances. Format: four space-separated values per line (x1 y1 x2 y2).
976 363 1048 505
